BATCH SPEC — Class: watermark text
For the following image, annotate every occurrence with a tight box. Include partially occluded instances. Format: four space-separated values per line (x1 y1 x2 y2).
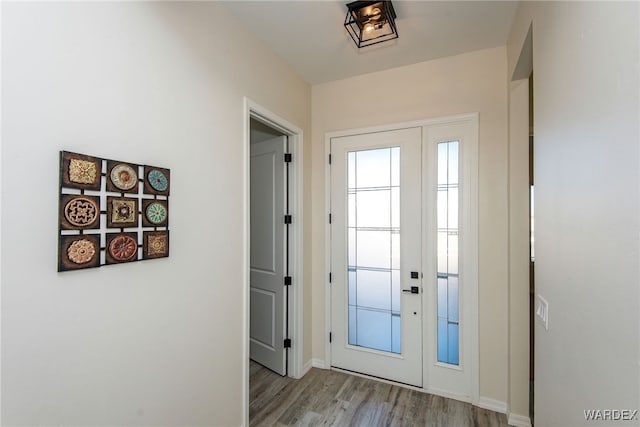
584 409 638 421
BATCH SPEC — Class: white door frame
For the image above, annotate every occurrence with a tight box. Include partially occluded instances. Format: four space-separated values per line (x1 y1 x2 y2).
242 98 304 424
324 113 478 404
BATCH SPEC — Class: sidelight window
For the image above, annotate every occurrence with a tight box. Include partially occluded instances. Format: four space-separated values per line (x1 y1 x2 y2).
436 141 460 365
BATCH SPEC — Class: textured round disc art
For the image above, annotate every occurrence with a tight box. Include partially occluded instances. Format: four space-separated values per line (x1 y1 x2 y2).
64 197 99 227
67 239 96 264
110 164 138 191
148 169 168 192
109 235 138 261
146 202 167 224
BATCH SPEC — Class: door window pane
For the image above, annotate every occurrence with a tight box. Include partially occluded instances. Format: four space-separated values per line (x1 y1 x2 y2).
355 148 391 188
391 269 401 313
356 270 392 311
437 141 460 365
356 190 391 227
392 314 401 354
356 309 392 352
347 147 401 354
356 230 390 269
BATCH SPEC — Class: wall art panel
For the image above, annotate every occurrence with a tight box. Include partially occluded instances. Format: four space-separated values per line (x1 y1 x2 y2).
58 151 170 272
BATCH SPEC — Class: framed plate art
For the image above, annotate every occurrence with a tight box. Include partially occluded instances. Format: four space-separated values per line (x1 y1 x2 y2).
107 197 138 228
59 234 101 271
107 160 140 193
60 151 102 191
105 232 140 265
60 194 101 230
142 199 169 227
144 166 170 196
143 231 170 259
58 151 171 272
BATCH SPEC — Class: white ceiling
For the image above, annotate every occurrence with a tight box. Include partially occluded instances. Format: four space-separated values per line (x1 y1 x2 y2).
223 1 519 85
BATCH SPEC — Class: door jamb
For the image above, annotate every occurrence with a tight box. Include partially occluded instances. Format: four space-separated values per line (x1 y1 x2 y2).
243 98 304 425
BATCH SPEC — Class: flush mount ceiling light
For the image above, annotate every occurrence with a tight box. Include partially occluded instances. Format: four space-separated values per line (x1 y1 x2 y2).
344 0 398 48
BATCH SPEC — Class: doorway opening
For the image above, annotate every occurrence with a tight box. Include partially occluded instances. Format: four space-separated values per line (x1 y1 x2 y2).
249 118 289 376
243 99 304 426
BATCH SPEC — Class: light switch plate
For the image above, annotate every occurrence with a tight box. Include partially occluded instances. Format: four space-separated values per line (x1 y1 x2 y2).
536 294 549 331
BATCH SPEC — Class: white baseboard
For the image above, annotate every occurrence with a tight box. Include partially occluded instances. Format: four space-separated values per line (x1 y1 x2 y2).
302 359 314 376
477 397 508 414
311 358 327 369
425 386 472 404
301 358 327 376
507 412 531 427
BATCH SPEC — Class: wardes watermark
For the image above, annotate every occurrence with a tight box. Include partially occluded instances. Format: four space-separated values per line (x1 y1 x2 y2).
584 409 638 421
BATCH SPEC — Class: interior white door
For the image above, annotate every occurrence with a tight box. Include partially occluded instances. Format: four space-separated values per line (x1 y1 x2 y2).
250 135 287 376
330 127 423 387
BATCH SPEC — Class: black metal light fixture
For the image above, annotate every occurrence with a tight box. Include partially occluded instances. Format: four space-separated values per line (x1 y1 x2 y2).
344 1 398 48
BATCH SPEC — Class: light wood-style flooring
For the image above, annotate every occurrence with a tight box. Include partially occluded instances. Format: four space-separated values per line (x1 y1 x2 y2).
250 361 509 427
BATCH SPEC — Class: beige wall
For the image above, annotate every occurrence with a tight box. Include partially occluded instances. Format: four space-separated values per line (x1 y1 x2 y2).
1 2 311 425
508 2 639 425
508 78 531 423
311 47 510 404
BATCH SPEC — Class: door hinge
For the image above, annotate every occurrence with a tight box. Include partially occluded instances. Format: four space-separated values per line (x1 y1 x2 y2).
329 272 332 283
284 338 292 348
284 215 292 224
284 153 292 163
329 213 332 224
329 332 332 343
284 276 292 286
329 154 332 164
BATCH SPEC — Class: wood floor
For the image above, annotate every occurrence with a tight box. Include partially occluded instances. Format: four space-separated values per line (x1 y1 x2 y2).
249 361 509 427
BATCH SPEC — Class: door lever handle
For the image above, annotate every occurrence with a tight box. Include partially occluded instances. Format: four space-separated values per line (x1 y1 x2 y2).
402 286 420 294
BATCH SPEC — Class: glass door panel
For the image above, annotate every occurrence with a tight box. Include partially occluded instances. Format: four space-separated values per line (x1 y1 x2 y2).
436 141 459 365
347 147 400 354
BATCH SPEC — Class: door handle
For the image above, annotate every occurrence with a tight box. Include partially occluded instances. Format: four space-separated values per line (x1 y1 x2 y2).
402 286 420 294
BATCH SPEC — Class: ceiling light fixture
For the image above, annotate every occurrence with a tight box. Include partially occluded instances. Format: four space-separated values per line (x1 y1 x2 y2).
344 1 398 48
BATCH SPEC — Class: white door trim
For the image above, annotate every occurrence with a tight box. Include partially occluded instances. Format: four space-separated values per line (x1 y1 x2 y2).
242 98 304 426
324 113 478 404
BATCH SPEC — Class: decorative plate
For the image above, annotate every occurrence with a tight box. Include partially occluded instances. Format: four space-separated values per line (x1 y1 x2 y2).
64 196 99 227
108 235 138 261
148 234 168 256
67 239 97 264
69 159 98 185
146 202 167 225
143 231 169 259
111 199 136 224
148 169 169 192
110 164 138 191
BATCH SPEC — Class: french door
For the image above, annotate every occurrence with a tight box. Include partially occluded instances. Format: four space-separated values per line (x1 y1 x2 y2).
330 118 478 399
